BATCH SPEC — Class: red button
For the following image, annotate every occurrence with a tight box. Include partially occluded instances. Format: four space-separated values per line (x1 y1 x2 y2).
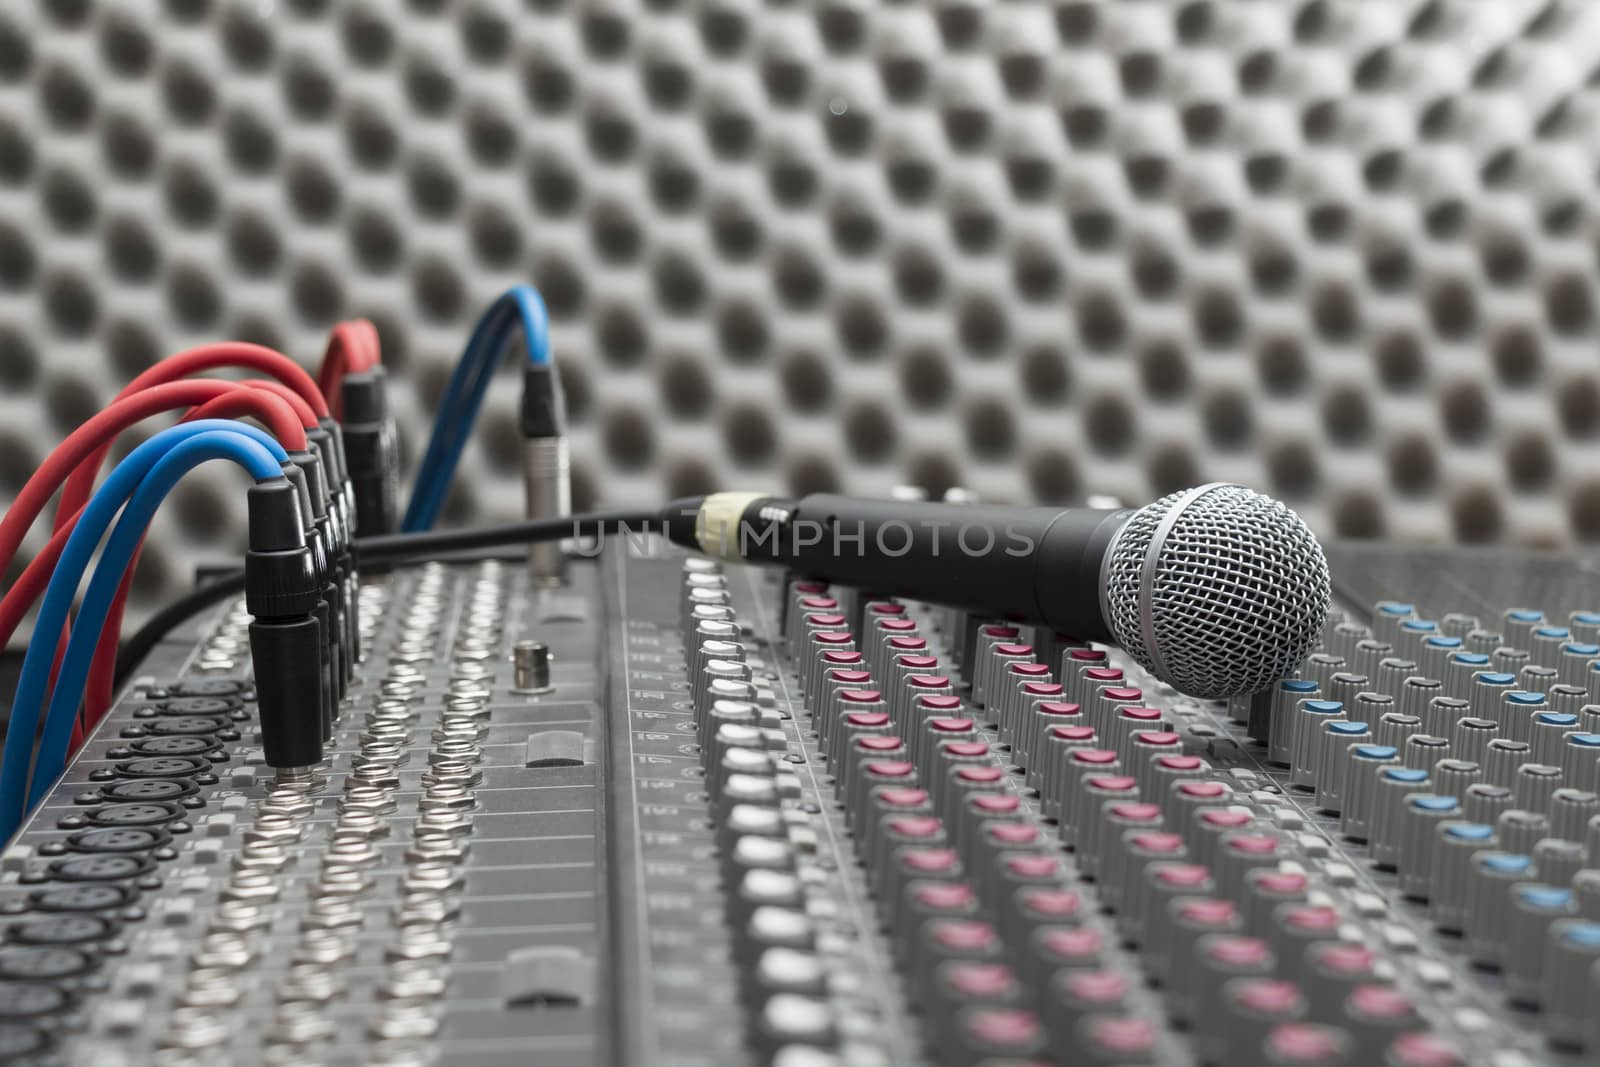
864 761 915 779
983 626 1021 639
840 689 883 703
1152 752 1200 769
1347 984 1416 1021
1133 731 1181 747
800 597 838 610
867 602 905 616
1072 749 1119 766
971 793 1022 814
944 741 991 758
856 736 903 753
1102 687 1143 702
879 619 918 633
1227 834 1281 856
1256 870 1309 895
915 883 977 911
826 669 872 685
1201 809 1253 829
907 673 949 687
956 765 1005 783
1178 781 1226 798
964 1008 1041 1049
1128 831 1184 853
806 613 847 627
928 717 974 732
1018 888 1081 918
995 643 1035 657
1387 1032 1464 1067
794 583 829 596
1039 926 1102 961
888 816 943 838
1039 702 1082 717
1310 942 1375 975
1205 935 1271 967
987 822 1041 846
1177 899 1239 925
1282 905 1339 932
846 712 891 727
814 631 853 645
876 788 929 808
1022 681 1064 696
1005 854 1062 879
1050 724 1095 741
1067 648 1108 664
1085 775 1138 793
932 919 998 952
1087 1016 1156 1053
889 636 928 652
944 962 1018 999
1268 1023 1346 1061
1084 667 1123 683
822 650 864 666
1233 979 1304 1015
898 656 940 672
1118 707 1162 722
1009 663 1052 678
1107 802 1162 821
1061 969 1128 1005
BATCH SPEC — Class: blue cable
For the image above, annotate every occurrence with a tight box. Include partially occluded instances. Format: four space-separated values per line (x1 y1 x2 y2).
402 285 551 532
27 432 288 810
0 423 286 839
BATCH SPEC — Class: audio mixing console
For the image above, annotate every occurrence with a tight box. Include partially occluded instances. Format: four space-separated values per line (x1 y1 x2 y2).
0 540 1597 1066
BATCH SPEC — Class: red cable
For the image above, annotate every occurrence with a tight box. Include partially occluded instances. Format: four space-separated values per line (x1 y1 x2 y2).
318 319 382 421
79 390 316 730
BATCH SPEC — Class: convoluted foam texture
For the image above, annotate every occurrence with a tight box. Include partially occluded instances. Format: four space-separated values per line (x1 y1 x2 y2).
1103 483 1331 698
5 0 1600 630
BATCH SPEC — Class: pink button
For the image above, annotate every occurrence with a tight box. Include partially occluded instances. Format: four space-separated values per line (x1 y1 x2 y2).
794 583 829 596
1347 984 1416 1021
995 643 1035 657
1388 1032 1464 1067
902 848 960 873
1009 663 1052 678
1227 834 1281 856
930 717 975 732
856 736 903 753
1178 781 1226 797
919 696 965 712
1039 701 1082 716
814 631 853 645
876 787 929 808
987 822 1041 846
1107 802 1162 821
1072 749 1119 766
1087 1016 1156 1054
1102 687 1143 702
932 919 998 952
889 636 928 652
1023 682 1064 697
1268 1023 1346 1061
867 602 905 616
897 656 940 672
956 765 1005 784
944 962 1018 999
840 689 883 703
1155 863 1212 888
1232 979 1304 1015
1019 888 1081 918
1128 831 1184 853
1256 870 1310 895
1086 776 1138 793
1050 724 1095 741
1068 648 1108 664
915 883 977 911
845 711 890 727
908 674 950 688
888 816 943 838
1133 731 1181 747
822 650 864 666
826 669 871 685
1119 707 1163 722
864 761 915 779
1205 935 1271 967
879 618 918 633
1201 809 1253 829
1310 942 1375 975
971 794 1022 814
806 613 847 627
1039 926 1102 961
1084 667 1122 683
944 741 991 758
1153 753 1201 769
1282 905 1339 932
983 626 1021 639
964 1008 1041 1048
1177 899 1239 925
800 597 838 610
1062 969 1128 1005
1006 854 1062 879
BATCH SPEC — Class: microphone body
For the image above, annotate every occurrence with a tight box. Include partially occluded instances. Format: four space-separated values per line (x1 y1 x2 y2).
664 484 1331 701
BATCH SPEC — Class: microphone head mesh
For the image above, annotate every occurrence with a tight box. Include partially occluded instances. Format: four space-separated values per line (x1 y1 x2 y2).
1101 483 1330 701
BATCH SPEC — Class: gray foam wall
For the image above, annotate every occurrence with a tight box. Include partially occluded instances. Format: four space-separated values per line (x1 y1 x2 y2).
5 0 1600 632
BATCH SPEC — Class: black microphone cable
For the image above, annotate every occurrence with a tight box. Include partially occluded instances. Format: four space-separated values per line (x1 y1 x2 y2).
114 507 663 686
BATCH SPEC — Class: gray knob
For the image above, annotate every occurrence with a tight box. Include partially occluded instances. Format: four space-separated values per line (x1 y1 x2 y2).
1397 794 1462 899
1548 682 1589 716
1338 744 1401 841
1495 809 1550 861
1463 852 1537 968
1373 710 1418 750
1400 733 1450 771
1367 767 1431 868
1559 731 1600 792
1430 758 1481 799
1134 863 1215 978
1533 838 1586 889
1444 652 1492 700
1462 782 1514 823
1529 712 1580 765
1512 763 1564 813
1549 787 1600 843
1450 716 1499 763
1469 671 1518 723
1290 701 1347 789
1421 695 1469 741
1503 884 1576 1007
1501 690 1549 744
1312 721 1371 813
1270 680 1322 766
1482 738 1532 788
1441 613 1480 638
1560 641 1600 687
1195 951 1290 1063
1540 918 1600 1048
1428 821 1497 931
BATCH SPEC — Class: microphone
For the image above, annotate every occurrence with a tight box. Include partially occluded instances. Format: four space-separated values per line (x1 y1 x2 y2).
661 483 1330 700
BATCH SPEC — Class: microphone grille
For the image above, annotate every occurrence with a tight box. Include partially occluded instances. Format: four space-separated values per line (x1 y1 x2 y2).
1102 483 1330 700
